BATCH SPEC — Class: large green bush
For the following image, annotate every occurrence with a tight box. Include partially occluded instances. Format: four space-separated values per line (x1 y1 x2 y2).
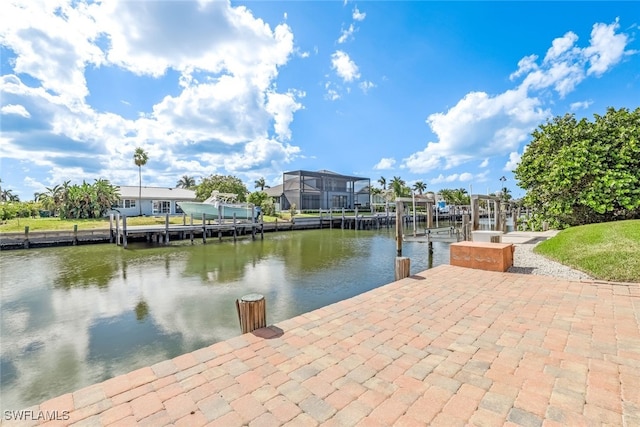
515 107 640 227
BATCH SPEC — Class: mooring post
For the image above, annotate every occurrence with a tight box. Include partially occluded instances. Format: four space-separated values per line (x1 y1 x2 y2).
394 257 410 281
462 214 470 241
395 201 403 256
24 226 29 249
202 213 207 244
115 214 120 245
73 224 78 245
122 216 128 249
275 217 278 232
260 213 264 240
165 214 170 244
341 208 345 229
235 293 266 334
233 213 237 241
109 214 114 243
329 209 333 229
471 196 480 231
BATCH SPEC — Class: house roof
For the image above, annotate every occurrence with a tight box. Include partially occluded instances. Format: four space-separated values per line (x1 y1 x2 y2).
118 186 196 200
265 184 283 197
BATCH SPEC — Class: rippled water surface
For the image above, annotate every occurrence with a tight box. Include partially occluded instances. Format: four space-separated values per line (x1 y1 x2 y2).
0 226 450 410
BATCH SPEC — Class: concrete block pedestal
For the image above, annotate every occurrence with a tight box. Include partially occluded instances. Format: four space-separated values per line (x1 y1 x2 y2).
450 241 514 272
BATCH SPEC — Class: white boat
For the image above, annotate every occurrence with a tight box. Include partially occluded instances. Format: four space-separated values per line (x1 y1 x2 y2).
177 191 255 220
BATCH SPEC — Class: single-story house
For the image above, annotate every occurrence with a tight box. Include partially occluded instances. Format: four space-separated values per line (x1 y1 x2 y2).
112 186 197 216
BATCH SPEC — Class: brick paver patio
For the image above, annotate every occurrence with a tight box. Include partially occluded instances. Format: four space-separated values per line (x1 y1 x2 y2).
11 265 640 426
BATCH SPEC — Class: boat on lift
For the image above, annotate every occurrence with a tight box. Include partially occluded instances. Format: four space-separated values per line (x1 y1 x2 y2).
177 191 254 220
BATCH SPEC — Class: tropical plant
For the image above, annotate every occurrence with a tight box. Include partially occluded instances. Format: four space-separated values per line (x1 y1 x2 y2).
438 188 470 205
389 176 410 198
133 147 149 216
377 176 387 190
412 181 427 195
515 107 640 227
196 175 249 202
254 177 269 191
176 175 196 189
500 187 512 202
1 180 20 202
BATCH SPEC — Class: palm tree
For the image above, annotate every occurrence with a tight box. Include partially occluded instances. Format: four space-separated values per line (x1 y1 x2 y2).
453 188 470 205
377 176 386 190
254 177 269 191
390 176 407 198
412 181 426 195
133 147 149 216
500 187 512 202
176 175 196 189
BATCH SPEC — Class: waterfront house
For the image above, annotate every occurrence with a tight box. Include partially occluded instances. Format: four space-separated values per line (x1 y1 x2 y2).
113 186 196 216
266 170 371 211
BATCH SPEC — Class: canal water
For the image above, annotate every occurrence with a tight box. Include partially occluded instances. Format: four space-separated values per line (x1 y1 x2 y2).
0 226 451 411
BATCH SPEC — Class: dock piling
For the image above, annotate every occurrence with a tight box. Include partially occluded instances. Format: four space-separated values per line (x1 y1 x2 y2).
235 293 267 334
394 257 410 281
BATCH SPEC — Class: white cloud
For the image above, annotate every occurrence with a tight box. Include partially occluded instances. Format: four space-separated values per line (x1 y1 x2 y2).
0 0 305 192
516 20 633 98
338 24 355 44
543 31 579 63
0 0 105 104
430 171 486 184
373 157 396 170
504 152 521 171
331 50 360 82
570 100 593 111
359 80 375 93
353 7 366 21
1 104 31 118
585 19 633 76
459 172 474 182
404 20 634 174
509 55 539 81
266 90 305 141
403 87 548 173
479 158 489 168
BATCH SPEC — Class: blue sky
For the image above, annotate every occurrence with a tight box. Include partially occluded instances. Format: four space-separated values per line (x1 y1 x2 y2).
1 1 638 201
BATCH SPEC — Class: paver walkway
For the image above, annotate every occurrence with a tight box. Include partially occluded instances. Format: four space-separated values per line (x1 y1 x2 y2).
11 265 640 426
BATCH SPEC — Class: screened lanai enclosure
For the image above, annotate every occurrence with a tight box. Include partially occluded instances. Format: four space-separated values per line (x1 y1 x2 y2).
279 170 371 211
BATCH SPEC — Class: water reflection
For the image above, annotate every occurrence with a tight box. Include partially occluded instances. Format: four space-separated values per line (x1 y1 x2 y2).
0 227 450 411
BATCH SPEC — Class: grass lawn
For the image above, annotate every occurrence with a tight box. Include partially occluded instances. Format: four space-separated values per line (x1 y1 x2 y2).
0 214 295 233
535 219 640 282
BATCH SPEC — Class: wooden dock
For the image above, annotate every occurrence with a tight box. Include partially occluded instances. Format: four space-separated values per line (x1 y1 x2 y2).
111 214 265 248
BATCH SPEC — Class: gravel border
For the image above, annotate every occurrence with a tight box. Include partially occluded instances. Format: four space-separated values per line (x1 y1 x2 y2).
508 241 592 280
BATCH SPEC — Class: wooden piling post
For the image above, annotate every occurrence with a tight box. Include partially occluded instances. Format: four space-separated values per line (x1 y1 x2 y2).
115 214 120 245
462 214 470 241
394 257 410 281
471 196 480 231
275 218 278 231
73 224 78 245
165 214 170 244
494 200 501 231
24 226 29 249
341 208 345 229
202 213 207 244
235 293 267 334
395 201 403 256
329 209 333 229
122 216 128 249
109 214 114 243
233 213 237 242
